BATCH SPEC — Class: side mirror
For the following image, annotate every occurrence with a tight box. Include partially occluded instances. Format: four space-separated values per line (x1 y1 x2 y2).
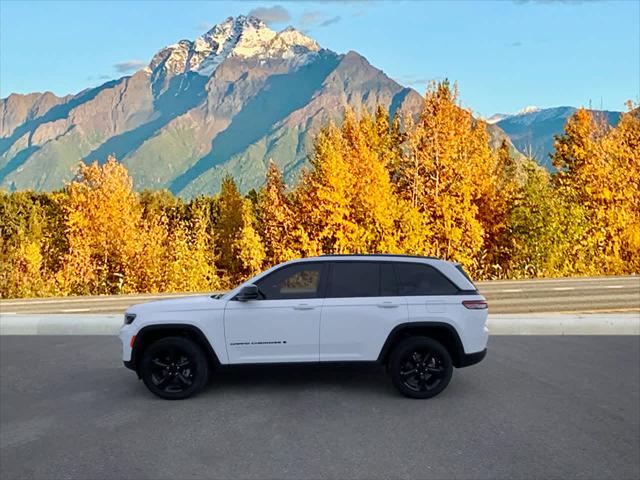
236 284 260 302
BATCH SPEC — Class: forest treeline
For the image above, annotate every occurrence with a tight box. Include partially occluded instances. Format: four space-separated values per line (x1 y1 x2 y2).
1 82 638 298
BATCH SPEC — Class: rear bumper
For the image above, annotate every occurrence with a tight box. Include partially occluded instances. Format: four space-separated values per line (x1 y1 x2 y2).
123 360 136 371
457 348 487 368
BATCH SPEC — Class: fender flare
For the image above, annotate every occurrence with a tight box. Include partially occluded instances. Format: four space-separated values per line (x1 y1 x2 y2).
377 322 464 366
131 323 220 371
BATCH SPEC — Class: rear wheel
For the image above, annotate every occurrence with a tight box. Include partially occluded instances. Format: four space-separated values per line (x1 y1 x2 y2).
140 336 208 400
389 337 453 399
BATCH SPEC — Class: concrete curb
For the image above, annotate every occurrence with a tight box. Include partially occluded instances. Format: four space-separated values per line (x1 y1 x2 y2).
0 313 639 335
0 314 122 335
488 313 640 335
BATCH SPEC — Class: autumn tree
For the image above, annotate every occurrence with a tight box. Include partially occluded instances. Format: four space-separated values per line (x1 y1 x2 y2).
475 139 521 277
503 160 589 277
293 109 427 255
605 105 640 271
397 81 497 272
552 106 640 274
59 156 143 294
163 205 220 292
0 191 67 297
216 176 265 284
256 161 309 265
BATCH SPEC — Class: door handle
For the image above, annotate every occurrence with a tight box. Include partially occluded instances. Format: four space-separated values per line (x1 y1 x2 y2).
293 303 315 310
377 302 399 309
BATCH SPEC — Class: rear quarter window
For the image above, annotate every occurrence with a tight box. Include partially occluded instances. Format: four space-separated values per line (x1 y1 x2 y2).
393 262 459 296
454 263 476 286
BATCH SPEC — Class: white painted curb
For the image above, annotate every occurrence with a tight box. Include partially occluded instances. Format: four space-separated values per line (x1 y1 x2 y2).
0 314 122 335
488 313 640 335
0 313 639 335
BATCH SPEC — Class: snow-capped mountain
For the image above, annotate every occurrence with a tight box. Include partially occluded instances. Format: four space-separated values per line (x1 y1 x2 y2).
0 15 516 196
486 106 541 124
494 106 621 168
149 16 320 78
486 113 509 124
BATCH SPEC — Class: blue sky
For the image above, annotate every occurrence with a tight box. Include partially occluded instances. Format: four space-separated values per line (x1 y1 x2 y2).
1 0 638 116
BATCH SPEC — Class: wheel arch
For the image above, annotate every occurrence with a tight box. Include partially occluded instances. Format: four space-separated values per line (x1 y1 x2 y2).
377 322 465 368
131 324 220 377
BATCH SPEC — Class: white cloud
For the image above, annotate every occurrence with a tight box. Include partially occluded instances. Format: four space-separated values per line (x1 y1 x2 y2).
395 74 432 88
114 60 146 73
299 11 342 29
248 5 291 25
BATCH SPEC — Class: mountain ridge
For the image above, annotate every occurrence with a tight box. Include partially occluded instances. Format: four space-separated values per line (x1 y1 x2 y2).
0 15 519 197
494 106 622 168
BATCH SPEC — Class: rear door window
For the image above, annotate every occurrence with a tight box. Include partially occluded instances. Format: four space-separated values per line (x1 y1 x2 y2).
380 262 398 296
393 262 459 296
327 262 380 298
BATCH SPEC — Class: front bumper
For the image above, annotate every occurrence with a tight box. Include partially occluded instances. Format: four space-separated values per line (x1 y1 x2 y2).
457 348 487 368
119 323 136 362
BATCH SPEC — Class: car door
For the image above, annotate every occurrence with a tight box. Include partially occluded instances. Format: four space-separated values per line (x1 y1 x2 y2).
224 262 327 364
320 261 408 361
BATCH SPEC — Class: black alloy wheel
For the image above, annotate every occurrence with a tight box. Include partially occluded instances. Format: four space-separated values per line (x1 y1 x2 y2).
390 337 453 399
140 337 208 400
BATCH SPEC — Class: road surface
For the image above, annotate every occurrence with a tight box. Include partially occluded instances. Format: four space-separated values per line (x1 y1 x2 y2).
1 275 638 314
1 335 638 479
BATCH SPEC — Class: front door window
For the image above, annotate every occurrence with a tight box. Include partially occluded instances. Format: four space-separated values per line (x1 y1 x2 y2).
256 263 325 300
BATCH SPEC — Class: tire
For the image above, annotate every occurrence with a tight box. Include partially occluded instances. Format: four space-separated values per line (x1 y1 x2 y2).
140 336 209 400
389 336 453 399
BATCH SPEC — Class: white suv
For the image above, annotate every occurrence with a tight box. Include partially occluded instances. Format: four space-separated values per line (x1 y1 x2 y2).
120 255 488 399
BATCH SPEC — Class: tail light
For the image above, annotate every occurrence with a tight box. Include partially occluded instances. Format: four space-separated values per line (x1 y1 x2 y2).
463 300 488 310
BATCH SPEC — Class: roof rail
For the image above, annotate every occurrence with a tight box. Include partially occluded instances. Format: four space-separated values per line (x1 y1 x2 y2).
319 254 441 260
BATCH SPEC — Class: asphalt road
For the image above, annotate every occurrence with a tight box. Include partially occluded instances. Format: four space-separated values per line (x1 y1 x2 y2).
1 335 638 480
1 275 639 315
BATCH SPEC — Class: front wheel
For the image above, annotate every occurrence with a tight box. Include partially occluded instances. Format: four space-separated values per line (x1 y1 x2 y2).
389 337 453 399
140 336 209 400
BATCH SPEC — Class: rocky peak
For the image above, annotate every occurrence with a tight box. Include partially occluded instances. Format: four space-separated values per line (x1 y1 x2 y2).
147 15 321 79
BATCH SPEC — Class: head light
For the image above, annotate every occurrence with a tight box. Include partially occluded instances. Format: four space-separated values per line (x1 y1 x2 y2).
124 313 137 325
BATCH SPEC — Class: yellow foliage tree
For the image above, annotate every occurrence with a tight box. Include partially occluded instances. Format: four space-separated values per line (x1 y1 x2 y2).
164 207 220 292
217 176 265 284
0 191 62 297
475 139 520 278
257 161 308 265
606 105 640 270
552 106 639 273
399 81 495 272
133 213 170 293
294 109 427 255
59 156 142 295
